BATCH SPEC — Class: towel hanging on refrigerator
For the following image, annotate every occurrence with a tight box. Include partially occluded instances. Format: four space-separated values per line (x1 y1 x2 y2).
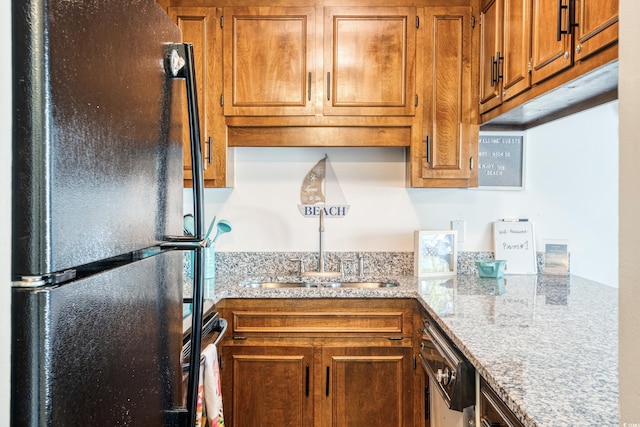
200 343 225 426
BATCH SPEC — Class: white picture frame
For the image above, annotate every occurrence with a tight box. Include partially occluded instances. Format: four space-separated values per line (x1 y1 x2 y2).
414 230 458 277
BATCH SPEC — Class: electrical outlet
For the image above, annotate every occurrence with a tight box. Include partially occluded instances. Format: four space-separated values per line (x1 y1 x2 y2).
451 220 466 242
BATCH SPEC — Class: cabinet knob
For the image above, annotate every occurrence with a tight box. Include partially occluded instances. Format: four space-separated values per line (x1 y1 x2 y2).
576 44 582 54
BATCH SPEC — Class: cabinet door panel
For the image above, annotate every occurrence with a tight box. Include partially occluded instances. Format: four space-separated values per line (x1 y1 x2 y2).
574 0 618 61
221 346 314 427
531 0 572 84
320 347 413 427
479 0 502 113
223 7 315 116
168 7 221 186
324 7 417 116
502 0 532 100
421 7 474 182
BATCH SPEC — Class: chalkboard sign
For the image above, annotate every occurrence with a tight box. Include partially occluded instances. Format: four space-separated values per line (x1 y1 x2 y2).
478 132 525 189
493 221 537 274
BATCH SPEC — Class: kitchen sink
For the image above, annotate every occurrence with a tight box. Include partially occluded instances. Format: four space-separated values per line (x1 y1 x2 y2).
243 282 315 288
242 280 399 289
322 281 399 288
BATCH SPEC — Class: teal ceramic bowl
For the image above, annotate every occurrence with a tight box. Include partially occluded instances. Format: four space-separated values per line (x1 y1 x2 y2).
475 259 507 278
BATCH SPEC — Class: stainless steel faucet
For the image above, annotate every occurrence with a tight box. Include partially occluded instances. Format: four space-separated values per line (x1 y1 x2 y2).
318 207 325 272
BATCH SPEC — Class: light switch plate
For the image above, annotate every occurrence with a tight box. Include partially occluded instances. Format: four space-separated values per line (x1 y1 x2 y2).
451 220 465 242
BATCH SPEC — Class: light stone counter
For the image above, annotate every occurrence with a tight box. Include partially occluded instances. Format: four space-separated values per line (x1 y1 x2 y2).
188 252 618 427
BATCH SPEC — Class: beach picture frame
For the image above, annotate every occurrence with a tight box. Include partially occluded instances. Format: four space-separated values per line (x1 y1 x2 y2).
414 230 458 277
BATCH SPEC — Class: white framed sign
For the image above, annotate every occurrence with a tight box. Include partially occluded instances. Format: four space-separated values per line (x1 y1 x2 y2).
478 131 526 190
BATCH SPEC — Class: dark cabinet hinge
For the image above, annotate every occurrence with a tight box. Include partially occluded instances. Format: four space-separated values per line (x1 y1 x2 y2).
471 15 476 29
416 16 420 29
220 16 224 29
414 94 419 107
220 94 224 106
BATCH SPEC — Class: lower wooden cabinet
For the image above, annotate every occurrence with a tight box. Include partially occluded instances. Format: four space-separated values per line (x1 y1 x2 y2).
320 346 414 427
218 299 416 427
221 345 314 427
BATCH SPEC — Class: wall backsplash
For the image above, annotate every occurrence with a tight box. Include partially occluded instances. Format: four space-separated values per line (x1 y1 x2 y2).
183 250 553 296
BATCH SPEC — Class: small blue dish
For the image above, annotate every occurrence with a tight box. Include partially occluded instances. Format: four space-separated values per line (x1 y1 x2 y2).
475 259 507 278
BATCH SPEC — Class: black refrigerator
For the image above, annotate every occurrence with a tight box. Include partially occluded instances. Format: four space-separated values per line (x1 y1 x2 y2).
11 0 208 425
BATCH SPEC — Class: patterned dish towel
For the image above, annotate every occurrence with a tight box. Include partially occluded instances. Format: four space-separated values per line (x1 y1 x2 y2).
200 343 225 426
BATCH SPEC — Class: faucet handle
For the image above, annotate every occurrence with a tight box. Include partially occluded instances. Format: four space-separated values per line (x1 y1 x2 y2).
289 258 305 276
339 258 356 276
358 252 366 276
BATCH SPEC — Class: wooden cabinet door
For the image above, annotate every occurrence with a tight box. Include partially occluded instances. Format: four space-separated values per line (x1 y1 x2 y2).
502 0 532 101
168 7 225 188
479 0 531 113
531 0 573 84
479 0 503 113
222 7 316 116
323 7 417 116
574 0 618 61
420 7 475 185
319 346 414 427
220 345 314 427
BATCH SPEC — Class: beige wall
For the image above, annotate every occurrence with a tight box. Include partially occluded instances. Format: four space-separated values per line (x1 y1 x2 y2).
619 0 640 422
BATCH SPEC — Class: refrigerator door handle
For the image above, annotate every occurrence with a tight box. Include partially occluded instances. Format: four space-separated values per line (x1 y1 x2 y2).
160 236 209 251
166 42 207 427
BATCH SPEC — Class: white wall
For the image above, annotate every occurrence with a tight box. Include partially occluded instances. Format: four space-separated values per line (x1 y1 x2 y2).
188 100 619 286
1 0 11 421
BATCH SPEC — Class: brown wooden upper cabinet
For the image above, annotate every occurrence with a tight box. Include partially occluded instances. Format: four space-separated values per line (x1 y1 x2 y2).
414 6 477 187
222 7 316 116
168 7 228 187
479 0 532 114
222 6 417 117
531 0 618 84
323 7 417 116
479 0 618 123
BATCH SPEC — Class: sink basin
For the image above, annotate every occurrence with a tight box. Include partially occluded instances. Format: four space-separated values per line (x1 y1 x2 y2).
242 280 400 289
322 281 399 288
243 282 316 288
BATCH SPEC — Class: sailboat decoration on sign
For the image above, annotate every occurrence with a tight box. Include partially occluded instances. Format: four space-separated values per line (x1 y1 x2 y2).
298 154 350 218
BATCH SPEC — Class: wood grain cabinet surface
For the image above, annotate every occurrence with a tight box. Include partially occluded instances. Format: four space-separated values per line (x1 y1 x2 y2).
168 7 228 187
479 0 532 114
222 6 417 118
217 298 417 427
409 6 478 188
531 0 618 84
480 0 619 128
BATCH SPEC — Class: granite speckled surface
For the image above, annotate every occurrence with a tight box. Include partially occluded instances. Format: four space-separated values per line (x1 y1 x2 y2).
185 251 616 427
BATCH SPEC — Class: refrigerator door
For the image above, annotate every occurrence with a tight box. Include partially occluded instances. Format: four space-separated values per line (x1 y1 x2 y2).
11 251 184 426
12 0 184 279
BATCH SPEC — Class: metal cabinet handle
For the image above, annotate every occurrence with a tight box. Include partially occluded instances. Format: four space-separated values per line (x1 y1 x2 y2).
425 136 431 164
305 365 310 397
557 0 577 41
308 72 312 101
326 72 331 101
496 51 504 82
490 55 496 86
207 136 212 165
325 366 330 396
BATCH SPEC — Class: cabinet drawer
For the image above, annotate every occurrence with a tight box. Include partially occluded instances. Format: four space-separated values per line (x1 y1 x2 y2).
232 310 407 335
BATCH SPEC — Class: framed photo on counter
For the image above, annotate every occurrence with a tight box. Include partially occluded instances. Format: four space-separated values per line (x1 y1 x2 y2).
414 230 458 277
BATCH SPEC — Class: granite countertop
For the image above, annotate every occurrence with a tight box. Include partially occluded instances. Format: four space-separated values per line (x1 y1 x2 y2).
205 272 618 427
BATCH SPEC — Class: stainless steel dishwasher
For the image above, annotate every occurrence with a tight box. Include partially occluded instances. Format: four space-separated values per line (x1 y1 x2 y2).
419 316 476 427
